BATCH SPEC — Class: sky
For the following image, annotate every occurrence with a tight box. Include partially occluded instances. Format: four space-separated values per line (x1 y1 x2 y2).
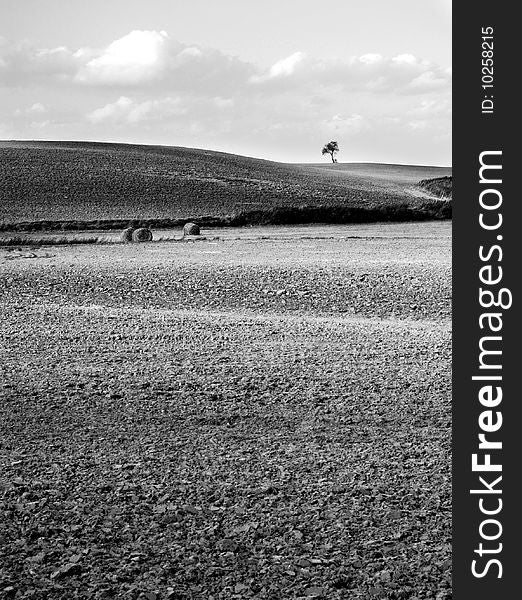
0 0 452 165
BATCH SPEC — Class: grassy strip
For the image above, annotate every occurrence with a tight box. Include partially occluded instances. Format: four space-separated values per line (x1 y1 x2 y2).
0 236 103 247
0 200 451 233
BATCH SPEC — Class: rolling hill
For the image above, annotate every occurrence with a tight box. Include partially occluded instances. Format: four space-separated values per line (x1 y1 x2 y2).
0 141 451 230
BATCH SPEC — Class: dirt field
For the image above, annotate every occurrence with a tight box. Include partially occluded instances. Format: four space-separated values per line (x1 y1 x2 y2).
0 222 451 599
0 142 451 226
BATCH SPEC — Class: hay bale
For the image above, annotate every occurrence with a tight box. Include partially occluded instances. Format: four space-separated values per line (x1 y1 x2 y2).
183 222 200 236
132 227 153 242
121 227 135 243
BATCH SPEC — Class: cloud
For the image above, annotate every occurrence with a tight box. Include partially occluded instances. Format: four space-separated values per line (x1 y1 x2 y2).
251 52 451 95
359 53 383 65
75 30 255 93
13 102 48 117
29 119 50 129
88 95 187 124
28 102 47 114
408 70 449 91
252 52 307 82
324 114 367 135
1 31 450 97
0 30 451 164
213 97 234 109
408 120 429 131
1 30 253 93
86 94 237 135
0 37 78 86
76 30 173 85
411 98 451 117
392 53 417 65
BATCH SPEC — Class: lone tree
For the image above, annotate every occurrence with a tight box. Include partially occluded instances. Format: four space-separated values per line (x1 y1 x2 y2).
322 140 339 163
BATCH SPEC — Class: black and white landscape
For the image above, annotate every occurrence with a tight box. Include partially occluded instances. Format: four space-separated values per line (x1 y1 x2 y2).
0 2 451 599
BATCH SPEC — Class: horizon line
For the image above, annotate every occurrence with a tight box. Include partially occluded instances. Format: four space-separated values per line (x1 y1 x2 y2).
0 138 452 169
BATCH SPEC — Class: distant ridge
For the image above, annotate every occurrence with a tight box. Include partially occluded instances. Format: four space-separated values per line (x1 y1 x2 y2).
0 141 451 229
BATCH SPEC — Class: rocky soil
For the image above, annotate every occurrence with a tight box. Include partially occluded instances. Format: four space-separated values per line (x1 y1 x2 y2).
0 224 451 599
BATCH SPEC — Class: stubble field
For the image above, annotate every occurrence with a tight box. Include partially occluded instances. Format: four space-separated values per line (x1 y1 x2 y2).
0 222 451 600
0 142 451 228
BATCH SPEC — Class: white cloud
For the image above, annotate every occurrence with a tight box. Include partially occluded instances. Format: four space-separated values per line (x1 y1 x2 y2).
0 38 78 86
408 70 449 91
30 119 50 129
325 113 366 134
87 96 133 123
213 97 234 109
0 30 253 93
251 51 450 95
392 54 418 65
12 102 48 117
76 30 172 85
88 96 187 124
179 46 202 59
74 30 253 92
408 120 429 131
359 53 383 65
266 52 307 78
0 32 450 97
411 99 451 117
29 102 47 114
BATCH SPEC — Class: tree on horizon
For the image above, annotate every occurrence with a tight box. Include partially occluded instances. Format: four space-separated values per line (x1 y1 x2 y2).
321 141 339 163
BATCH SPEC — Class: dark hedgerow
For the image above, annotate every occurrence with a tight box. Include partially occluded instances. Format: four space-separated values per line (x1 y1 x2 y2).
418 176 452 199
0 200 451 233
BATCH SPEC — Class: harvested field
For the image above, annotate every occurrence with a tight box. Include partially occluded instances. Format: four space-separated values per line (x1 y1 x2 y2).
0 142 451 228
0 222 451 599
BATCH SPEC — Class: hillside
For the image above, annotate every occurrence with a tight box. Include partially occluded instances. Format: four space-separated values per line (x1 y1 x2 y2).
306 162 451 185
0 141 451 228
418 176 452 199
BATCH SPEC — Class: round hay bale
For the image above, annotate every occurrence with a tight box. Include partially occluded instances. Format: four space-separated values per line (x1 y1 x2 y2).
132 227 153 243
121 227 135 243
183 222 200 236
